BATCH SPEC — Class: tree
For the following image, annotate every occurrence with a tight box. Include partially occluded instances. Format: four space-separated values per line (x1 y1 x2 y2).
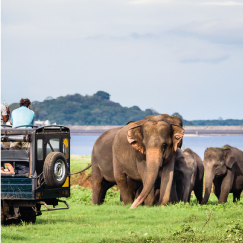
172 112 183 121
94 91 110 100
44 96 54 101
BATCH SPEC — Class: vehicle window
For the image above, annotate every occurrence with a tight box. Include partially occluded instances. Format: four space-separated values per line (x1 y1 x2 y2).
46 139 60 155
63 138 69 159
37 139 43 160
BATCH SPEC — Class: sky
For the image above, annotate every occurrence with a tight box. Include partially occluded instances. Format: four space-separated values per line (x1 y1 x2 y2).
1 0 243 120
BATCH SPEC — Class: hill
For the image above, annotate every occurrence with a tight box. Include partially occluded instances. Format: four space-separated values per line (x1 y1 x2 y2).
9 91 243 126
9 91 159 125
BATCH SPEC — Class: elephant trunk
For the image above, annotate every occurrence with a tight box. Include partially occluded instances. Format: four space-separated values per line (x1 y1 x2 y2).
201 170 214 205
130 148 162 209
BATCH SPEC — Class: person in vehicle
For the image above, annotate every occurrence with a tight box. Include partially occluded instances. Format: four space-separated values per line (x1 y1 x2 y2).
1 144 15 175
10 98 35 128
1 103 10 125
10 98 35 150
1 163 15 175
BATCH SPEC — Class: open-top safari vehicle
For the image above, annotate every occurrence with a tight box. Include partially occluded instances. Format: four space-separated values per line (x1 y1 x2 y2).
1 125 70 224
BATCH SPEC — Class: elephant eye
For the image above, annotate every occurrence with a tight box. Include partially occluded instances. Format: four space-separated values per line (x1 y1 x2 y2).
162 143 167 148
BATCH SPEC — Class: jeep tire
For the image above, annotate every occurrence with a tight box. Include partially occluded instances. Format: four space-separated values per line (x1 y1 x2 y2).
43 152 68 187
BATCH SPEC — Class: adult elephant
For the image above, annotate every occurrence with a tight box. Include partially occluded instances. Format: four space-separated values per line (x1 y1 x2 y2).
113 116 184 209
201 145 243 204
91 114 183 206
183 148 204 203
170 148 197 203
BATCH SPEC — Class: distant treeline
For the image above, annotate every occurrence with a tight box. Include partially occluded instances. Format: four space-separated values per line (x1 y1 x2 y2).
187 119 243 126
9 91 243 126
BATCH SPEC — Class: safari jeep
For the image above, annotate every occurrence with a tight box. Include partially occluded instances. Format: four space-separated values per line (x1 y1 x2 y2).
1 125 70 224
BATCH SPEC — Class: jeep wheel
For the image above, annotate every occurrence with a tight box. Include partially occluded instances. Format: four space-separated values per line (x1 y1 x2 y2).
19 207 36 224
1 205 5 225
43 152 68 187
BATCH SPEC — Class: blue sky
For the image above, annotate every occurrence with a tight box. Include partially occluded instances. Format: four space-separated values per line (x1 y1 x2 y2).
1 0 243 120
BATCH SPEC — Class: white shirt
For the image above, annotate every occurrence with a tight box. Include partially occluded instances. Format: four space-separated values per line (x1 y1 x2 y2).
1 104 7 125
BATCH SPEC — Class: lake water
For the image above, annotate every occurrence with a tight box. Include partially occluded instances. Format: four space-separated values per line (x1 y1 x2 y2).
70 135 243 160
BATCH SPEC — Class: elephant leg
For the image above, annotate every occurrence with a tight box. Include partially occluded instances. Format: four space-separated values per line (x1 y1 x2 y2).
99 179 116 204
116 173 134 205
154 189 160 204
126 177 142 202
213 177 222 200
170 179 179 203
218 170 234 203
233 191 241 202
134 184 156 206
182 181 191 203
194 179 203 204
144 187 155 206
176 180 184 202
135 185 143 199
120 177 140 202
92 165 105 205
237 190 242 201
114 158 134 205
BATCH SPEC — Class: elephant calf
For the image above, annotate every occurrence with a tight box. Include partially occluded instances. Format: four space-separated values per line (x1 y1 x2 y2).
201 145 243 204
183 148 204 203
155 148 204 204
170 148 204 203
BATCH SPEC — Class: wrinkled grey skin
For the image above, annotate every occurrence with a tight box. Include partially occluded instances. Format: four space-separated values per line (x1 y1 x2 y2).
91 127 122 204
183 148 204 203
91 127 142 205
201 145 243 204
113 116 184 209
91 114 184 206
170 148 197 203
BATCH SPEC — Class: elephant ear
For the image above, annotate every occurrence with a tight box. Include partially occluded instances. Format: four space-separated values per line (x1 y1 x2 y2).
172 125 185 152
127 126 145 154
224 149 236 168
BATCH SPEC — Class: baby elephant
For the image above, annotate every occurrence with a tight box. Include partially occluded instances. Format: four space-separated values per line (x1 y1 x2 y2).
170 148 204 203
201 145 243 204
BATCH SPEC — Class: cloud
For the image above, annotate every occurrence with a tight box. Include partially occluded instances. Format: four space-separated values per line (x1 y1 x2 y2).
130 32 159 39
200 1 243 6
180 55 229 64
128 0 172 5
169 19 243 45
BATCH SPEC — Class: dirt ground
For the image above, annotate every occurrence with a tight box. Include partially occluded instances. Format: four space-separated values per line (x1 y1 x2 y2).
71 172 92 189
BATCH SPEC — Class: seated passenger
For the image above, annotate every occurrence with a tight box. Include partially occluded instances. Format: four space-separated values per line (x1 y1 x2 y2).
1 163 14 175
10 98 35 150
10 98 35 128
1 145 15 175
1 103 10 125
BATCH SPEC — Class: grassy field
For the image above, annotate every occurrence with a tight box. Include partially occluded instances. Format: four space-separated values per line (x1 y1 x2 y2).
69 155 92 186
1 155 243 243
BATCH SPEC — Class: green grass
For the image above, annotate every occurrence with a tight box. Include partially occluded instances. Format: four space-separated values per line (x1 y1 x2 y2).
1 155 243 243
70 155 92 185
2 189 243 243
70 155 91 174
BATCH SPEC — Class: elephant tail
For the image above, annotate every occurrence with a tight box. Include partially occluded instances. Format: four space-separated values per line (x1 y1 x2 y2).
69 163 92 176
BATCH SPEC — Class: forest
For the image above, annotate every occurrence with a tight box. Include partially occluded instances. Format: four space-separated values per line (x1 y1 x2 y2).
9 91 243 126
